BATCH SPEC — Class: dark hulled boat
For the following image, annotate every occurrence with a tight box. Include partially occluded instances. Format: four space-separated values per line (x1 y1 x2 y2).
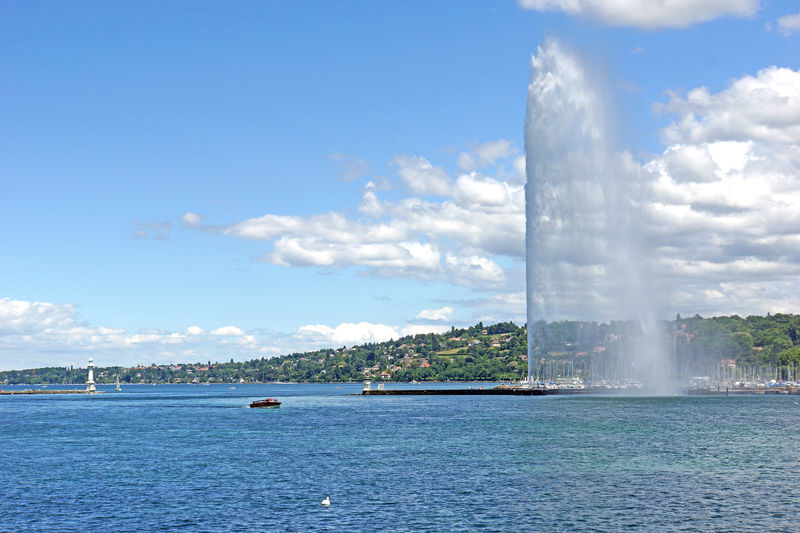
250 398 281 408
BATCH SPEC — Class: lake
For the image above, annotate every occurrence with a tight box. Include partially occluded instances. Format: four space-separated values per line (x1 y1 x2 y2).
1 383 798 531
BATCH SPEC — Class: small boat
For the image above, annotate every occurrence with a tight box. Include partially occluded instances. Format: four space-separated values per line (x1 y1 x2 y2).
115 374 122 391
250 398 281 408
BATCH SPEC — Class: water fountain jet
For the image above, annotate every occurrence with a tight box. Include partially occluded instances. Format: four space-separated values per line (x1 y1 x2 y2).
524 39 673 393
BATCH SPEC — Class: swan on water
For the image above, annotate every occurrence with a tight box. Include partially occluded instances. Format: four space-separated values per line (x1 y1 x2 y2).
321 496 330 506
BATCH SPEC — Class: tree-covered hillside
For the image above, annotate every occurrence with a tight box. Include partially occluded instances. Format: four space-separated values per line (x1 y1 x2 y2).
3 314 800 385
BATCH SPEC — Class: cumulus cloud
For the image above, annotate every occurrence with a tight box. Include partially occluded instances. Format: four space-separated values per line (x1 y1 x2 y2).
777 12 800 36
211 326 245 336
516 0 759 29
415 306 454 321
393 155 451 196
445 253 506 288
452 172 518 210
295 322 399 347
0 298 472 370
657 67 800 146
358 183 384 217
294 306 461 348
0 298 77 335
399 306 457 337
182 148 525 290
181 212 205 227
645 65 800 316
401 324 453 336
0 298 275 370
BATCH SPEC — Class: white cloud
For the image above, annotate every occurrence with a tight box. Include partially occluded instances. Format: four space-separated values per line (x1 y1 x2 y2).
0 298 276 370
211 326 245 336
0 298 77 335
400 324 452 336
475 140 515 164
458 140 516 171
295 306 462 348
268 238 442 276
393 155 451 196
295 322 399 347
659 67 800 145
415 306 454 321
185 158 524 290
1 298 488 370
777 12 800 36
223 213 304 240
644 65 800 316
452 172 517 210
358 185 383 217
517 0 759 29
444 253 506 288
181 212 205 227
657 144 720 183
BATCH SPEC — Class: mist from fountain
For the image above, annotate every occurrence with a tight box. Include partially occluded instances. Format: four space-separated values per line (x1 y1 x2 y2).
524 38 674 393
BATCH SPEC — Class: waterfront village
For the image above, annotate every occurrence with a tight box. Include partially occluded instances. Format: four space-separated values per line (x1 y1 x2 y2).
4 314 800 391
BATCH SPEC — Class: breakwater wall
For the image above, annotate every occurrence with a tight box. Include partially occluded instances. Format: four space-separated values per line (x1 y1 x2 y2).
361 386 617 396
363 386 800 396
0 389 104 395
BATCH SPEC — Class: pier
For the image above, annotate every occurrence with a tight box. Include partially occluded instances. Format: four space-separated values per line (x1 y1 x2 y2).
362 387 556 396
359 384 621 396
0 389 104 395
361 385 800 396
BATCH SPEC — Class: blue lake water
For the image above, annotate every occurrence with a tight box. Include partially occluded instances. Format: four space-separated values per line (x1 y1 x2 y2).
2 383 799 531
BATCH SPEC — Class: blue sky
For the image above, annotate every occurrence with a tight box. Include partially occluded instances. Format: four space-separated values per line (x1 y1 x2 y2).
2 0 800 369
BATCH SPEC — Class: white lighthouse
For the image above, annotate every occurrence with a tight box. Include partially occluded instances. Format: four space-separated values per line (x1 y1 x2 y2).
86 357 96 393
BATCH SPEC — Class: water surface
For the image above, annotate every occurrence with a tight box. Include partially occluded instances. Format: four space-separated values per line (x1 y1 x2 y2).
2 384 797 531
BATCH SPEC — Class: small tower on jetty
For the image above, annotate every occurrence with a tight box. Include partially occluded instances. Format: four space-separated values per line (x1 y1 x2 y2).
86 358 96 393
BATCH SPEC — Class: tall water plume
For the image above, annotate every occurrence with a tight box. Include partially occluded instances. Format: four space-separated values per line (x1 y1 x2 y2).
524 39 673 393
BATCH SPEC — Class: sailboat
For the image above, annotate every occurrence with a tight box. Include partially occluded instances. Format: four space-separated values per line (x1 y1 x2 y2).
115 373 122 391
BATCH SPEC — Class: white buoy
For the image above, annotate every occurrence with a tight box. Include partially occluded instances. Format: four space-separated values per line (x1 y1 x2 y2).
321 496 330 506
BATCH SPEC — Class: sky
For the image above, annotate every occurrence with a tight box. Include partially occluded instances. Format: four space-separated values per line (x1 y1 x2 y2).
2 0 800 370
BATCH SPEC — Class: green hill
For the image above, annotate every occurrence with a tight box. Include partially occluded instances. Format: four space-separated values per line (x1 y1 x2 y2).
3 314 800 385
